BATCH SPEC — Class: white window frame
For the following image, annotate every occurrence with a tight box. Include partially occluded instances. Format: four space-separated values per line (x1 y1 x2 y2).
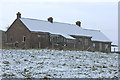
93 43 96 48
105 44 108 50
23 36 26 42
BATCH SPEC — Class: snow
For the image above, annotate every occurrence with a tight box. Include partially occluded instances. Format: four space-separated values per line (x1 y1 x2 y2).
20 18 111 42
0 49 2 80
111 46 118 52
1 49 118 78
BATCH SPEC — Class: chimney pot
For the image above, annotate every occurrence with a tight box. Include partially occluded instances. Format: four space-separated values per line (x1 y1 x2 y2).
76 21 81 27
17 12 21 19
48 17 53 23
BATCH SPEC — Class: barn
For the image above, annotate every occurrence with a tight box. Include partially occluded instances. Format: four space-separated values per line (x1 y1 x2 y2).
5 12 112 52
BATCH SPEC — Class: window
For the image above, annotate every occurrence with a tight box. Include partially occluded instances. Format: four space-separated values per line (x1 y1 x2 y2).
67 39 75 43
85 39 88 46
78 38 82 45
50 34 59 43
38 35 41 37
23 36 26 42
41 35 46 38
64 38 66 42
99 43 102 51
105 44 108 50
56 36 59 42
54 37 57 42
51 37 57 42
10 36 13 41
50 37 52 42
93 43 96 48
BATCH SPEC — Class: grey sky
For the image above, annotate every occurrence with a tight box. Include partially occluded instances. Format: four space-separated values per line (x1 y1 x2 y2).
0 0 118 45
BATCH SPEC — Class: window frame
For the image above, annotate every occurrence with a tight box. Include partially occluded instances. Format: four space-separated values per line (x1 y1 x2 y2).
78 38 82 45
105 44 108 50
23 36 26 42
93 43 96 48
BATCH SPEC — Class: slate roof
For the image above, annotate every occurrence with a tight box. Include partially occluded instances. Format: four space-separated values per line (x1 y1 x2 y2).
20 18 112 42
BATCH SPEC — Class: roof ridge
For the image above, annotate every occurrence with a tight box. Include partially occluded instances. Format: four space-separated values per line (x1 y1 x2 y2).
20 17 79 27
83 28 100 32
20 17 47 22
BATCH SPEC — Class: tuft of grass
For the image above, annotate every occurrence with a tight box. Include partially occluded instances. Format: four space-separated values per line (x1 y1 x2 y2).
8 73 15 77
77 66 81 68
46 74 51 76
103 65 107 68
24 73 31 78
2 73 7 77
37 62 44 64
92 67 97 71
62 63 66 66
53 74 57 76
76 57 79 59
15 61 21 64
3 61 9 64
31 56 35 58
24 68 29 73
110 65 114 67
43 76 48 79
92 66 97 71
24 59 28 61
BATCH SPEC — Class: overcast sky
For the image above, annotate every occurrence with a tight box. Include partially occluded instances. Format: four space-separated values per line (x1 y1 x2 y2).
0 0 118 45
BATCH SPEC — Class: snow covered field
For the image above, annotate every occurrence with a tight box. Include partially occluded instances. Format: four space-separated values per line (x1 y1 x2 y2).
1 49 119 78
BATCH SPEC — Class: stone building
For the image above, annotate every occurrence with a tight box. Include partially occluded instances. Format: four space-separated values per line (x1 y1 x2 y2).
5 12 112 52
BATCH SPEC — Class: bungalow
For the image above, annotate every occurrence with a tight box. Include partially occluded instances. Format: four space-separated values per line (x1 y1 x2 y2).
5 12 112 52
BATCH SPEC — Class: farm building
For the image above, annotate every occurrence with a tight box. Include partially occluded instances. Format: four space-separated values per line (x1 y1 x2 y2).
4 12 112 52
0 30 6 49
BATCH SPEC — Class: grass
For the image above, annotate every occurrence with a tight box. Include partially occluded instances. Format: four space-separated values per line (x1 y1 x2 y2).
2 47 112 53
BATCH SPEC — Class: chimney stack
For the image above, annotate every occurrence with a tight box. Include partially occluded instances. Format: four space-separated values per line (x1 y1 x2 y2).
76 21 81 27
48 17 53 23
17 12 21 19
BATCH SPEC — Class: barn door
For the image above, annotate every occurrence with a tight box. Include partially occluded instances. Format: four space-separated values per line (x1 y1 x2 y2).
38 42 41 48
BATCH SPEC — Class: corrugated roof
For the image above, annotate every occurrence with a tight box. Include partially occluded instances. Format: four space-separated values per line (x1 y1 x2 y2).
20 18 111 42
